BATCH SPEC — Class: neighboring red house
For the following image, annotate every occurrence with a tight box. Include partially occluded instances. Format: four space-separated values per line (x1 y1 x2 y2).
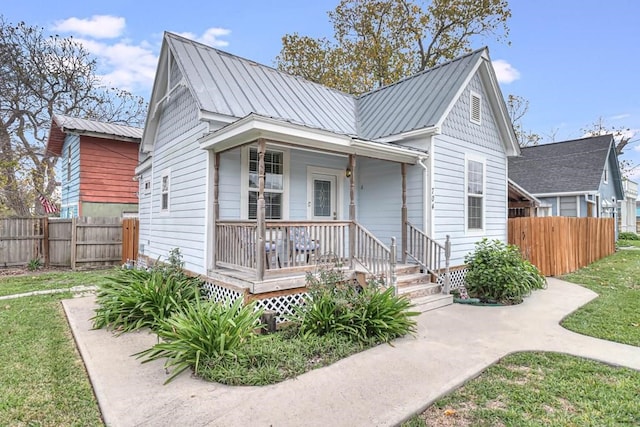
46 114 143 217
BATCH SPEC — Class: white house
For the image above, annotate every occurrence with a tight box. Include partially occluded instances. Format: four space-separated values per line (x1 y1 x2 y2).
136 33 519 312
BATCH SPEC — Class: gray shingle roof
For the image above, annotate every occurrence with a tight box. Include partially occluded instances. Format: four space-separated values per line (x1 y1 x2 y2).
53 114 143 140
166 33 357 136
508 135 615 194
357 49 484 140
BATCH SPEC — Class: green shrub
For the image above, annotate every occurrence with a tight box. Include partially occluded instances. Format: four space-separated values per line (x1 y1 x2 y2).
618 232 639 241
292 267 417 342
91 268 201 333
135 297 263 383
27 257 41 271
464 239 546 304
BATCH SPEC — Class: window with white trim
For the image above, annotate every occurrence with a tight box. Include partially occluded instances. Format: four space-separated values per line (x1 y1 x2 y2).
466 158 484 230
161 171 170 212
143 180 151 194
603 163 609 183
470 91 481 125
248 148 283 219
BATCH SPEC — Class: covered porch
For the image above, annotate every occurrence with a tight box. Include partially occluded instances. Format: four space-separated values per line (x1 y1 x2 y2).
200 114 450 294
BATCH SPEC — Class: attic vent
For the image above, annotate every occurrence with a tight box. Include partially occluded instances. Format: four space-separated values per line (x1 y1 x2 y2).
470 91 481 125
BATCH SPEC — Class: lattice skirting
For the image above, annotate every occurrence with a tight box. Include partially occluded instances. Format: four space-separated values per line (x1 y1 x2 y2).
201 280 245 304
252 292 308 324
437 266 469 291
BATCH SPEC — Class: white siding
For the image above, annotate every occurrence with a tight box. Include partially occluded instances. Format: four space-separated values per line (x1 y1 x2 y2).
434 73 509 266
143 83 211 274
218 148 241 219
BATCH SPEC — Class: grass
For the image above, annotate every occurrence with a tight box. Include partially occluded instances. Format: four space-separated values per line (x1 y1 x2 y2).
0 268 119 297
404 352 640 426
0 293 103 426
198 325 374 385
407 249 640 426
618 239 640 248
561 249 640 347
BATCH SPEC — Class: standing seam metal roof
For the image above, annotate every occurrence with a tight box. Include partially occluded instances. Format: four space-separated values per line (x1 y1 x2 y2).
166 33 357 136
164 33 489 142
53 114 143 140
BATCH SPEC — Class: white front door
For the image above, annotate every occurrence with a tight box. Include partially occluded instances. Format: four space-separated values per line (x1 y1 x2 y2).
310 173 337 220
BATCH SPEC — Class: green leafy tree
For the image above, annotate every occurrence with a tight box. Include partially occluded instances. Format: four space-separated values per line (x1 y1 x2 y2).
276 0 511 94
0 17 147 216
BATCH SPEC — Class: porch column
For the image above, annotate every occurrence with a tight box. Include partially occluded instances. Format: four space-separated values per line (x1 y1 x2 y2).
212 152 220 270
256 139 266 281
401 163 407 264
349 154 356 269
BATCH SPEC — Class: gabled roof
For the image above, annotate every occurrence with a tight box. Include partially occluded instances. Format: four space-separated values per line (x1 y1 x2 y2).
144 32 517 155
508 134 622 195
165 32 356 136
357 49 484 140
46 114 142 156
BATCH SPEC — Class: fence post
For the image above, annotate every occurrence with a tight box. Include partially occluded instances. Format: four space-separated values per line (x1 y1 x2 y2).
390 237 397 295
442 235 451 294
43 217 50 268
70 217 77 270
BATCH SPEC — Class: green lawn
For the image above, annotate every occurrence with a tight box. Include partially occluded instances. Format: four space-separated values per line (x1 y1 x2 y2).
0 293 103 426
406 249 640 426
617 239 640 248
0 268 118 297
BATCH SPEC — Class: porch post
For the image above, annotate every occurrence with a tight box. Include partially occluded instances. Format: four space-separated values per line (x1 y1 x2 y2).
212 152 220 271
256 139 266 281
401 163 407 264
349 154 356 269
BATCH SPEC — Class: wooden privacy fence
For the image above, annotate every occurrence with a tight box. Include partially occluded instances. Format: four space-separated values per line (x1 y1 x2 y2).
508 217 615 276
0 217 140 269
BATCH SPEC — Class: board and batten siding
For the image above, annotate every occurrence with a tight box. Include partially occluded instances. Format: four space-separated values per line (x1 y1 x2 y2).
435 72 509 266
58 134 81 218
143 82 211 274
79 136 139 204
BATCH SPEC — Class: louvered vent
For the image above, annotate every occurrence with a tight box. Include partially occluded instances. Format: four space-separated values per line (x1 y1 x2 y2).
470 92 481 125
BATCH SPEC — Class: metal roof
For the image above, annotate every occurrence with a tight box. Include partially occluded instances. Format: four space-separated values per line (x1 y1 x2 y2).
356 49 485 140
508 135 617 194
53 114 143 140
166 33 357 136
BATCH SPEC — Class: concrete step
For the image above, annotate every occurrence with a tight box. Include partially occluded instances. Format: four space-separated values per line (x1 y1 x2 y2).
411 293 453 313
396 272 432 287
394 264 422 275
397 283 441 299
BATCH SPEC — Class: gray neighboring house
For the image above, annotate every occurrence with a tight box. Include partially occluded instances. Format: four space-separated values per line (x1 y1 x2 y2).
508 135 624 218
136 32 519 302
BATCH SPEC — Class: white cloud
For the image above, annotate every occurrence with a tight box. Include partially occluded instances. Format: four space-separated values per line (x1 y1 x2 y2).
610 113 631 121
176 27 231 47
53 15 125 39
492 59 520 84
75 38 158 92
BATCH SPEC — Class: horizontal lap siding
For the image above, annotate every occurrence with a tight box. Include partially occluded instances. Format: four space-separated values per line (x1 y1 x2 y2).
143 83 210 274
218 148 241 219
437 72 508 266
59 135 80 218
79 137 139 204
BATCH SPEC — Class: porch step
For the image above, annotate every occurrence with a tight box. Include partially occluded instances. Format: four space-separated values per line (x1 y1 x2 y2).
397 282 441 299
411 293 453 313
396 272 432 288
394 264 422 276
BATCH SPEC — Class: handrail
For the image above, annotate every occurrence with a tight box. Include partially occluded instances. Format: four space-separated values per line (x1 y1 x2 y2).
353 222 393 284
405 221 448 282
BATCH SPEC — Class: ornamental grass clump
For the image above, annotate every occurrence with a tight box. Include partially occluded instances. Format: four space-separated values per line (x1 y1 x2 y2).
91 268 201 333
292 267 418 342
464 238 545 304
135 297 263 383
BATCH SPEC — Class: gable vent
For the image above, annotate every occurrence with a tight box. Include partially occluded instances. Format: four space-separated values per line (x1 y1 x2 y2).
470 92 481 125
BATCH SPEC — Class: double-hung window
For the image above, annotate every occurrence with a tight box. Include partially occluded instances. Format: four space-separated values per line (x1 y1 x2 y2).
248 148 283 219
466 158 484 230
161 171 170 212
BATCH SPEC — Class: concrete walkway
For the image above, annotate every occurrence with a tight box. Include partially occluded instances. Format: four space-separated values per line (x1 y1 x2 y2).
62 278 640 427
0 285 97 301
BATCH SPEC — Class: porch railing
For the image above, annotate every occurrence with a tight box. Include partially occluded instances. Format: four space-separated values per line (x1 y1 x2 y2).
216 220 351 276
405 221 450 289
353 222 393 284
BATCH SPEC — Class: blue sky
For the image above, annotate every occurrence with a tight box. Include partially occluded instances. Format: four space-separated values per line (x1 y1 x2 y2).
5 1 640 179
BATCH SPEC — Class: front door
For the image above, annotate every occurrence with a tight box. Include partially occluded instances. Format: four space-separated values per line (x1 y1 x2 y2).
310 173 337 220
